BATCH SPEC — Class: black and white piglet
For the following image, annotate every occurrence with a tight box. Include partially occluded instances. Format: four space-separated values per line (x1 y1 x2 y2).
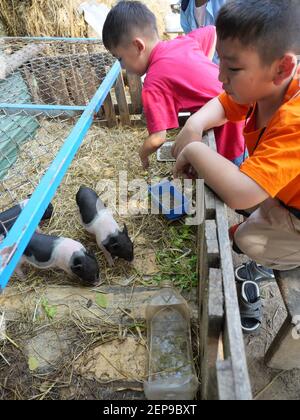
0 199 53 235
76 186 134 266
20 232 101 286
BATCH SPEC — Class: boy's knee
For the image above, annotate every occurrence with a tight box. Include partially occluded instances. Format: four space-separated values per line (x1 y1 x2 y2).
233 223 261 260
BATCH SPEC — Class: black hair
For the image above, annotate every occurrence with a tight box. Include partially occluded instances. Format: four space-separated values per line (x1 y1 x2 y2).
216 0 300 64
102 1 158 50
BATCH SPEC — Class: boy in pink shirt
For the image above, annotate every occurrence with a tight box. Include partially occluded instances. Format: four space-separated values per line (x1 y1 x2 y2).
102 0 244 169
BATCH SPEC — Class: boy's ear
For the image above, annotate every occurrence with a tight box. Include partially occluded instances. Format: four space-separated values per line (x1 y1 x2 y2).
132 38 146 54
273 54 297 86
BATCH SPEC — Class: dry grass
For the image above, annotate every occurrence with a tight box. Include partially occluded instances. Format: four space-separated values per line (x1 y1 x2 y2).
2 122 183 287
0 0 170 38
0 0 87 38
0 122 199 400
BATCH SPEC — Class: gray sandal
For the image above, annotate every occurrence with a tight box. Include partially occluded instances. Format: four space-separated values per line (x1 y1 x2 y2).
239 281 262 334
235 261 275 283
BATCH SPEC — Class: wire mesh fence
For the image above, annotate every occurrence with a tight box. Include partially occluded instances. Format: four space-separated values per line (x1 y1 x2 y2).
0 38 115 212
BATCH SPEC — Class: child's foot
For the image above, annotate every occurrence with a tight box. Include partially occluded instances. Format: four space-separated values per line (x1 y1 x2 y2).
235 261 275 283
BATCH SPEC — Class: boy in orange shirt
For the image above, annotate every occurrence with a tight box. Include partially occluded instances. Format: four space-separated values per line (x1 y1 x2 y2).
173 0 300 331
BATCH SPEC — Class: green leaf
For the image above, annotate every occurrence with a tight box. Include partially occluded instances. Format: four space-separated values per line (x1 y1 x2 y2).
95 293 108 309
28 356 39 371
41 298 57 320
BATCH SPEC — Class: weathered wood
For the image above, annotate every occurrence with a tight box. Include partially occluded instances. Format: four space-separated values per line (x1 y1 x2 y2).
198 129 252 400
69 64 83 105
205 220 220 268
215 198 252 400
275 269 300 317
207 129 217 152
75 67 89 105
56 69 72 105
201 268 224 400
114 73 131 126
265 268 300 370
202 133 216 220
31 61 53 104
103 92 117 127
22 68 40 104
265 318 300 370
127 73 143 114
197 219 208 306
216 359 236 401
205 187 216 220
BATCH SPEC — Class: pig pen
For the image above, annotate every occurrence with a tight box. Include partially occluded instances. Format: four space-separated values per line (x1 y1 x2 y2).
0 37 200 400
0 37 252 401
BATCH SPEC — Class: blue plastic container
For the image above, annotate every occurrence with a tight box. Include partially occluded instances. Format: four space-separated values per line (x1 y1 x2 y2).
149 181 190 221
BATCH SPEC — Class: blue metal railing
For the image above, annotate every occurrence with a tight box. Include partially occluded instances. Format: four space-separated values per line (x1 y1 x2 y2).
0 59 121 291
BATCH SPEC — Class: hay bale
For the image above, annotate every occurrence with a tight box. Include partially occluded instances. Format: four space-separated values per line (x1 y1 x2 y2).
93 0 170 36
0 0 87 37
0 0 169 38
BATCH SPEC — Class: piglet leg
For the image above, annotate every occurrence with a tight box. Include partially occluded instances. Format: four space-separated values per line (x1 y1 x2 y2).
100 244 115 267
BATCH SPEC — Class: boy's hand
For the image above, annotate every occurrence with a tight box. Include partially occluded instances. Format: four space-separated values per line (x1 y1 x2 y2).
173 146 198 179
139 131 166 169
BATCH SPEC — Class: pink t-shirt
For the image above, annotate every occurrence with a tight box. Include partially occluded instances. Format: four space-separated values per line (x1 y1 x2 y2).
142 27 244 162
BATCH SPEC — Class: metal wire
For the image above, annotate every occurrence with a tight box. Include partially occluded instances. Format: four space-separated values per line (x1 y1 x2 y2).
0 37 114 212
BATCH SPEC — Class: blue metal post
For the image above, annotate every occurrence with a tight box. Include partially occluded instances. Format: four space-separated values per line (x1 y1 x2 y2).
0 60 121 291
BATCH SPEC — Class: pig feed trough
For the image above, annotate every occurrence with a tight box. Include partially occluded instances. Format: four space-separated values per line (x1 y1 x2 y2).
0 37 251 400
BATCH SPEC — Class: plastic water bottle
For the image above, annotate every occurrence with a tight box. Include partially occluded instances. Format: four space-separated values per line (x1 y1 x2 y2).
144 281 199 400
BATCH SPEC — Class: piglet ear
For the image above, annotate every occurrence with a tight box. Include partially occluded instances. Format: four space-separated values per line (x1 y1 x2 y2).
123 223 128 235
71 256 84 273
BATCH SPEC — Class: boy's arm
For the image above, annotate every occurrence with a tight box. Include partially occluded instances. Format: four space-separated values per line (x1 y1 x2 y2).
174 142 269 210
139 131 167 170
172 97 227 158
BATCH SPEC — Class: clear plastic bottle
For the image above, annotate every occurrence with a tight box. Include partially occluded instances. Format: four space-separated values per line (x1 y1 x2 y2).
144 281 199 400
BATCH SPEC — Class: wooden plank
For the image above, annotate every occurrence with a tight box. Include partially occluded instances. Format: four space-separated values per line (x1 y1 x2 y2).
55 69 72 105
203 133 216 219
265 317 300 370
197 220 208 306
216 359 236 400
69 64 83 105
79 63 98 104
215 198 252 400
207 129 218 152
201 268 224 400
264 268 300 370
114 73 131 126
22 68 40 104
103 92 117 127
205 220 220 268
275 269 300 317
31 61 53 104
201 129 252 399
75 67 89 106
205 187 216 220
127 73 143 114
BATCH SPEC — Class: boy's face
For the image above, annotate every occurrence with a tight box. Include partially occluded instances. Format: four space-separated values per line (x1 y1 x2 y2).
111 40 148 76
217 38 279 104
